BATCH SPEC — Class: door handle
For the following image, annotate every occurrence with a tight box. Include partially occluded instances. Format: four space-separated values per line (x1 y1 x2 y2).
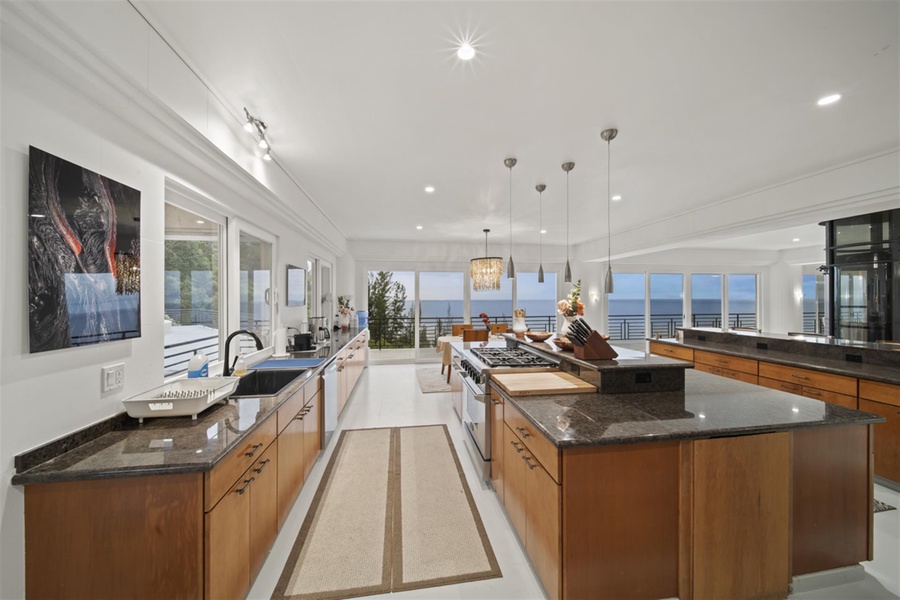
235 477 255 495
245 443 264 458
254 459 271 474
515 426 531 438
510 440 524 453
522 456 537 470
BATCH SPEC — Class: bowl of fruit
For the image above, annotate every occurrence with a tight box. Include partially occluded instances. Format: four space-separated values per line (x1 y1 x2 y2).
552 337 574 351
525 331 553 343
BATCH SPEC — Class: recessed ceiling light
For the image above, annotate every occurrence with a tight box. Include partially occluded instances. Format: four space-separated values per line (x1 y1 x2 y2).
196 220 205 224
817 93 841 106
792 238 800 242
416 225 423 230
457 43 475 61
424 186 435 193
540 229 547 234
611 195 622 201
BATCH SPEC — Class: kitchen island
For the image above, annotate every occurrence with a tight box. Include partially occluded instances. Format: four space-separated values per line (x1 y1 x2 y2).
11 328 369 600
488 340 883 600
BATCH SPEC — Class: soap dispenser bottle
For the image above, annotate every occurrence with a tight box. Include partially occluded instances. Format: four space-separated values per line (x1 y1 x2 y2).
233 354 248 377
187 350 208 378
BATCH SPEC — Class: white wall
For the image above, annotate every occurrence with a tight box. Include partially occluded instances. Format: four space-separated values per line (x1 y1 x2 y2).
0 4 345 596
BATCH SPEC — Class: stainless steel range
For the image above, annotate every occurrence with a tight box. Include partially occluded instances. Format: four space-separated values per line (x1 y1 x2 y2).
457 344 557 482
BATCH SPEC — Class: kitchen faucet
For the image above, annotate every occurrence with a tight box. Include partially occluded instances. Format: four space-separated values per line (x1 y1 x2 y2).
222 330 264 376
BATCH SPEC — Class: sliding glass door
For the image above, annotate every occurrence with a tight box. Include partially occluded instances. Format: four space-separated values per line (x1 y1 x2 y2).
650 274 683 338
416 271 466 360
691 274 723 328
607 273 645 341
728 274 757 330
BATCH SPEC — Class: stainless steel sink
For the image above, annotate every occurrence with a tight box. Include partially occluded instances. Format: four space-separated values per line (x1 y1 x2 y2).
230 369 307 397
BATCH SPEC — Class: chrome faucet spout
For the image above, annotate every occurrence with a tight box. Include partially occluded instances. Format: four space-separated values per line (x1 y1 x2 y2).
223 330 264 376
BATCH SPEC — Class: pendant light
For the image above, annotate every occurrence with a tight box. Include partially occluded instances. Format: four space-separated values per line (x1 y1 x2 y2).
504 157 517 279
601 128 618 294
561 162 575 283
536 184 546 283
471 229 503 291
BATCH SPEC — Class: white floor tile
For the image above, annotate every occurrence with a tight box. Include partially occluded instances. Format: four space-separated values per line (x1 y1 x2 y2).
249 363 899 600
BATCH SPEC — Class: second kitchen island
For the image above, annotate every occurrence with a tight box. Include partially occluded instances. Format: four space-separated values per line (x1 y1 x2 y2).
488 342 883 600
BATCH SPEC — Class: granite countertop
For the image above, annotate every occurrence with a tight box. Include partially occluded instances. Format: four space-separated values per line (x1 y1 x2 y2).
11 328 368 486
502 369 885 449
650 337 900 385
508 335 692 372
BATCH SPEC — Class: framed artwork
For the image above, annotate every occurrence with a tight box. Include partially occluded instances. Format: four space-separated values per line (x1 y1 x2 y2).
28 146 142 352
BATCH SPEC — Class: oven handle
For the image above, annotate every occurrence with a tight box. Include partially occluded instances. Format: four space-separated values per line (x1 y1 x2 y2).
459 371 489 402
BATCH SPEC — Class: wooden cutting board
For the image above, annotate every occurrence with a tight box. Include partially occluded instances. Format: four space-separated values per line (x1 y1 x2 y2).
491 371 596 396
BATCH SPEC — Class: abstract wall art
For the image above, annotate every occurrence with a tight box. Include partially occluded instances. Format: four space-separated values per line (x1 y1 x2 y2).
28 146 142 353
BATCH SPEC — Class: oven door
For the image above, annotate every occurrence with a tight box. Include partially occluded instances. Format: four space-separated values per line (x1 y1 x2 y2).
460 373 491 462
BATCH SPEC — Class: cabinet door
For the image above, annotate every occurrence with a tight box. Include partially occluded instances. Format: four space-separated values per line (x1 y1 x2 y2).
859 399 900 482
303 392 321 481
276 415 305 529
503 424 528 542
525 455 561 600
490 391 504 503
249 442 278 578
205 472 251 600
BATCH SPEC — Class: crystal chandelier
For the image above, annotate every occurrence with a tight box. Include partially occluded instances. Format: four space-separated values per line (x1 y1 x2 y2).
471 229 503 291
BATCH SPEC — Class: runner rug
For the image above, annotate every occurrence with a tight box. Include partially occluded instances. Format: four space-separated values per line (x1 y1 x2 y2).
272 425 501 600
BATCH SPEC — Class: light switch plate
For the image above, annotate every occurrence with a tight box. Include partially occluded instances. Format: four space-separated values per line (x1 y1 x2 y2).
102 363 125 392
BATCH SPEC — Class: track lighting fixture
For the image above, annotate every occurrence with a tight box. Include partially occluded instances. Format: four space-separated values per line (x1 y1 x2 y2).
243 107 271 158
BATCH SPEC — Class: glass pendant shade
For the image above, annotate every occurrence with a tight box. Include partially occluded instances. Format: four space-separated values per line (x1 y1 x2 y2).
471 228 503 291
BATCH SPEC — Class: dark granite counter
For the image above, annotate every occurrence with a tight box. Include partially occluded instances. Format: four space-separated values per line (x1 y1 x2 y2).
11 328 368 485
650 328 900 385
500 369 884 449
509 334 692 373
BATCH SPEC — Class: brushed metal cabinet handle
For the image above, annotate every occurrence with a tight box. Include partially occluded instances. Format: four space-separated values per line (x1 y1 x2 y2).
235 477 255 494
491 398 501 405
791 374 810 380
245 443 264 458
515 426 531 438
522 456 537 470
510 440 523 453
254 459 271 474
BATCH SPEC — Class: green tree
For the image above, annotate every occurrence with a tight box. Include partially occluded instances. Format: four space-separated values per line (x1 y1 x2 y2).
164 240 219 325
367 271 409 347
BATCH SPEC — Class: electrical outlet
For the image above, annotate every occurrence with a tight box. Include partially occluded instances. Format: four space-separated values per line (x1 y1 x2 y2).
102 363 125 392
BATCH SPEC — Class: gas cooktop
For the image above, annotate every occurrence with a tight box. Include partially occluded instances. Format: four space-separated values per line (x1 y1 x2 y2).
470 348 556 368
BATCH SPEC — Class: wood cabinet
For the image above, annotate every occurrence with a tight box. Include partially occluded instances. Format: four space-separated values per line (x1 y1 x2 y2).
758 362 857 408
693 349 758 384
206 440 278 600
277 399 306 528
303 387 321 482
648 341 694 362
503 423 561 600
859 395 900 482
694 362 759 385
490 388 504 503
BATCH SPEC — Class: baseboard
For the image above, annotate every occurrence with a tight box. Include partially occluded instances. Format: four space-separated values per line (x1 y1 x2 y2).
791 565 866 595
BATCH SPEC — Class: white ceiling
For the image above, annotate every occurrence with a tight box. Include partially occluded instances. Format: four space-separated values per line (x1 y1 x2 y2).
136 1 899 252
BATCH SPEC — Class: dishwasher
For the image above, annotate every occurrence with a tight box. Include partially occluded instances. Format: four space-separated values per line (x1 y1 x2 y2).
322 360 339 448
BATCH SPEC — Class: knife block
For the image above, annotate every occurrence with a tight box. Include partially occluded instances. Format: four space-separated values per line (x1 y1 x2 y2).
574 331 619 360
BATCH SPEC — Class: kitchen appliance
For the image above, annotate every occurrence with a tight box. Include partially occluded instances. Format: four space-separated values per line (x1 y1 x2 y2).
322 360 338 448
293 332 314 351
458 345 557 483
308 317 329 342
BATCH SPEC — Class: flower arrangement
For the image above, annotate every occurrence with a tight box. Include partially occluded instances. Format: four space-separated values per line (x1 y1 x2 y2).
557 279 584 317
337 295 353 316
479 312 491 328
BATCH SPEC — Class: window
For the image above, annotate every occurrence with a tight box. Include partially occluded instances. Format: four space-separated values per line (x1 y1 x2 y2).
471 275 513 326
728 274 757 330
517 272 558 333
163 203 223 377
802 273 826 334
607 273 646 340
691 274 723 328
239 230 273 347
650 274 683 338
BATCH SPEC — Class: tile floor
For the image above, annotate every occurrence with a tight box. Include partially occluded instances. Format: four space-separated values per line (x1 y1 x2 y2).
249 364 900 600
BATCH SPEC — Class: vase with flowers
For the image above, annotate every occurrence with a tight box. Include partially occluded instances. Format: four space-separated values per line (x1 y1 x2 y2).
557 279 584 336
337 295 353 331
479 312 491 329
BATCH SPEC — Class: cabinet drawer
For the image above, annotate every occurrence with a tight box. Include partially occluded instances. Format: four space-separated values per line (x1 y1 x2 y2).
801 387 857 409
276 385 307 435
694 350 758 376
205 416 277 512
695 362 758 385
758 362 857 397
504 401 560 484
759 377 802 395
648 342 694 362
859 379 900 408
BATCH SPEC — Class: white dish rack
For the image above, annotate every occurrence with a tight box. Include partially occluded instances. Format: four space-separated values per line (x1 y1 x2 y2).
123 377 241 423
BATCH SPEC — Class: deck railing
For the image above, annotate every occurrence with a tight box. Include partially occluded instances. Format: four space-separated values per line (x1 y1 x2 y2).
367 315 558 350
607 312 758 340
